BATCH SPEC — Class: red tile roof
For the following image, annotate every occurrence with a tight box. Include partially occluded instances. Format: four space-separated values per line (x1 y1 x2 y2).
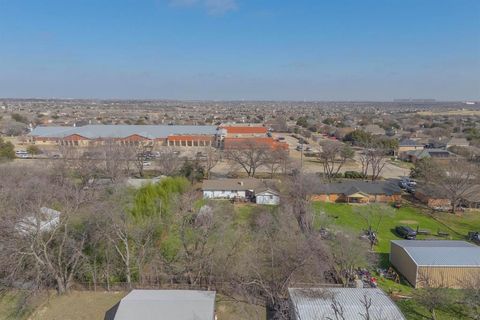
222 126 267 134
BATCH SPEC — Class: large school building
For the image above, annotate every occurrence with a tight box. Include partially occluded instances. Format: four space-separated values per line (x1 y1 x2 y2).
28 124 288 150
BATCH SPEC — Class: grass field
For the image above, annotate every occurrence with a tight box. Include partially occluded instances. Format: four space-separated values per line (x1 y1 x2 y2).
312 202 478 256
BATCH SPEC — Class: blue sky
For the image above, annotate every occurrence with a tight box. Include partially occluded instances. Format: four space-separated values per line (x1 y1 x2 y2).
0 0 479 100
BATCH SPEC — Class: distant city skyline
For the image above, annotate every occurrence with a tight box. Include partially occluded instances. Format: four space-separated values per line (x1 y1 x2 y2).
0 0 479 100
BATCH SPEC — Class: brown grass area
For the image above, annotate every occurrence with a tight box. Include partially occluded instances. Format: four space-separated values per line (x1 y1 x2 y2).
29 291 126 320
22 291 265 320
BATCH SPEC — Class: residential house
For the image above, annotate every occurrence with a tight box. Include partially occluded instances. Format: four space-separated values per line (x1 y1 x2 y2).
415 184 480 209
311 180 402 203
404 149 454 163
446 137 469 148
397 139 424 159
202 178 280 205
414 185 451 209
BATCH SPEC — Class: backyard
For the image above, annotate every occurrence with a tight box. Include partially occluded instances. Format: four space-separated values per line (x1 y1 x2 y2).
312 201 480 320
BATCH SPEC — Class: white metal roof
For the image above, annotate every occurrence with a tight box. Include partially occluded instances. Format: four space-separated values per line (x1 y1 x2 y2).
113 290 216 320
30 125 218 139
391 240 480 267
289 288 406 320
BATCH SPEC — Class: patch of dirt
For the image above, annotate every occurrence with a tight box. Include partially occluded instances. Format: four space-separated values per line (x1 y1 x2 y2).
399 220 418 225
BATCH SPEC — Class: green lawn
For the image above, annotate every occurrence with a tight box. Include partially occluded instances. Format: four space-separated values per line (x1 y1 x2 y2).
312 202 480 320
312 202 473 256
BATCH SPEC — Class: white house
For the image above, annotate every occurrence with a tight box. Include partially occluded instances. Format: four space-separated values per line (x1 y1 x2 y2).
202 178 279 205
255 188 280 205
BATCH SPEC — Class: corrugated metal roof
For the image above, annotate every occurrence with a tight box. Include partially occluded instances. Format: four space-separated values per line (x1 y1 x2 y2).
113 290 215 320
289 288 405 320
392 240 480 267
30 125 218 139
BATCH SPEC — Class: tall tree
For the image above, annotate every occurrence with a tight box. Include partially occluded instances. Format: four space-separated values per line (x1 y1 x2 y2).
225 140 269 177
319 141 354 182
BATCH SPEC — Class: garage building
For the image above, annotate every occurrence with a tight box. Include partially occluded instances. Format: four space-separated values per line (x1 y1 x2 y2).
389 240 480 288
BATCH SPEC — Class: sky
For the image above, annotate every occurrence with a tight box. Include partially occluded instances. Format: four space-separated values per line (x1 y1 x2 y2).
0 0 479 101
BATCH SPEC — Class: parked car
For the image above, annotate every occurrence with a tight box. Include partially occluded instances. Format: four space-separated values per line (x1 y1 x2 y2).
395 226 417 239
468 231 480 244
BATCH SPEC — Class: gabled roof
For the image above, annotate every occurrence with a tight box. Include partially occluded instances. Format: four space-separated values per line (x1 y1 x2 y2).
313 180 402 196
406 149 453 159
289 288 405 320
202 178 278 193
399 139 423 147
391 240 480 267
108 290 216 320
447 137 469 146
255 187 280 196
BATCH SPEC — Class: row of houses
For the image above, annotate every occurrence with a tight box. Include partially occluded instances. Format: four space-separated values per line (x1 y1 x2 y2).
202 178 480 210
201 179 402 205
397 138 471 163
28 124 288 150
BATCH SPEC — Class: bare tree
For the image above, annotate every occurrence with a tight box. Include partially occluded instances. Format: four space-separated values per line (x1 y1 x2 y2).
202 147 221 179
328 232 372 286
366 147 388 181
319 142 354 182
265 149 289 178
99 139 128 182
433 159 478 213
156 147 182 176
284 173 320 234
355 204 395 250
0 165 89 295
224 140 269 177
97 190 135 288
358 150 370 179
231 207 330 320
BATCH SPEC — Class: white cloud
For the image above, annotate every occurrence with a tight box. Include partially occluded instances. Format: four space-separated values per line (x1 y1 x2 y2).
168 0 237 15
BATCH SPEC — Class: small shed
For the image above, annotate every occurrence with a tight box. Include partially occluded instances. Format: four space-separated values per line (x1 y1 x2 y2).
255 188 280 205
289 287 405 320
390 240 480 288
105 290 216 320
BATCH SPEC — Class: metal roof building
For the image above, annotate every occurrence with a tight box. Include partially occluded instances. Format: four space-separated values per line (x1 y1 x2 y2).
288 288 405 320
390 240 480 288
30 125 218 140
105 290 216 320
